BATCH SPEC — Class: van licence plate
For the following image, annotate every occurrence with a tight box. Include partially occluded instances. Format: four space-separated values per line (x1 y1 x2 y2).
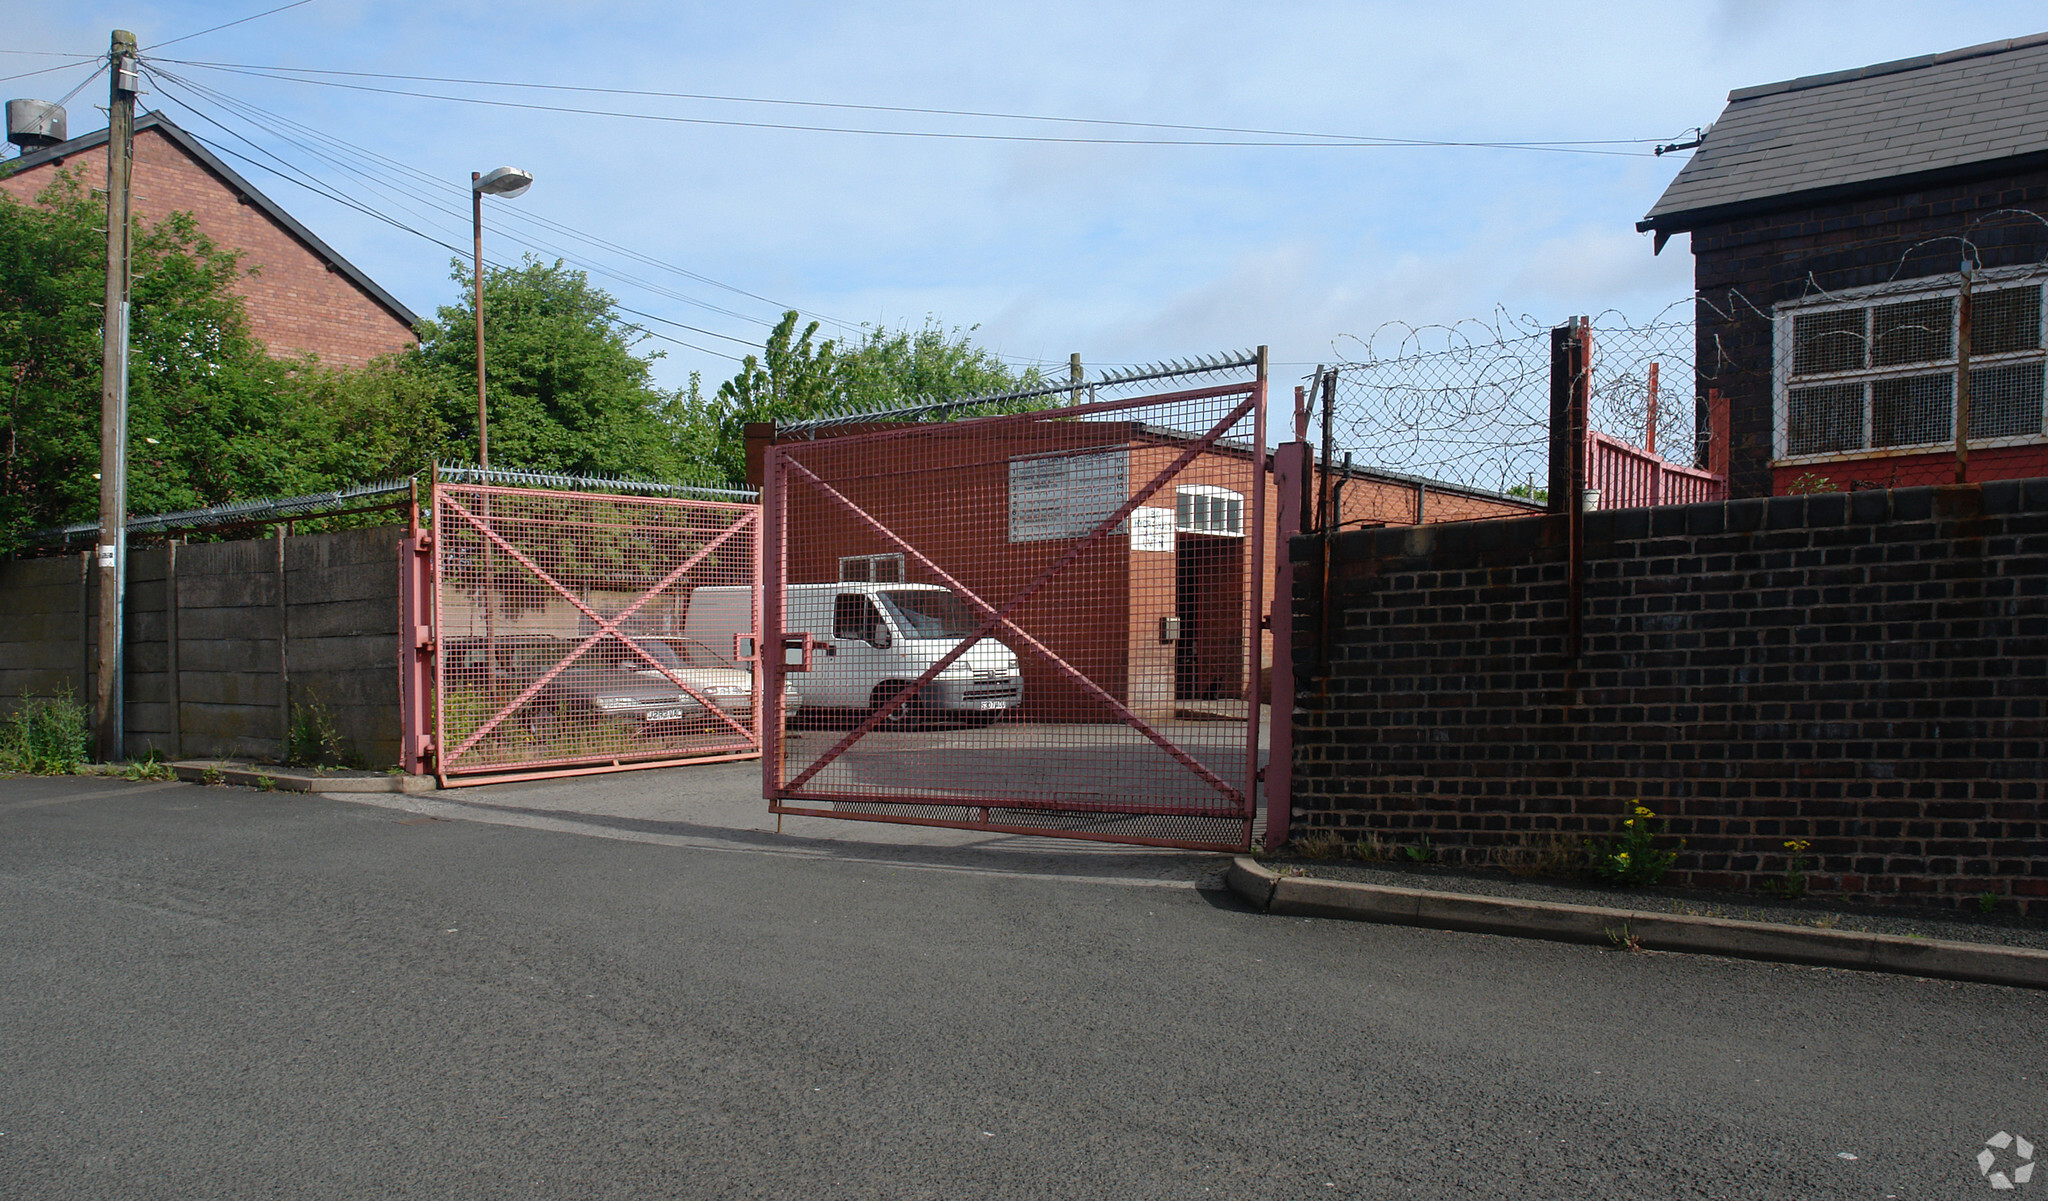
976 699 1007 710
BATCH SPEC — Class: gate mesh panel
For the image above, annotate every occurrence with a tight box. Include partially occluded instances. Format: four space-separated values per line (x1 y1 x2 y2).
434 483 759 780
766 365 1265 851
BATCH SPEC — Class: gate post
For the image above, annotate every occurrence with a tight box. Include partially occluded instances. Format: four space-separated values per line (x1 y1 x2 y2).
760 443 785 800
398 530 434 776
1265 439 1309 851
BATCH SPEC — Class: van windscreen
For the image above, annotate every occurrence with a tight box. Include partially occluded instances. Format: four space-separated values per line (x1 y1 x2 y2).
879 590 979 640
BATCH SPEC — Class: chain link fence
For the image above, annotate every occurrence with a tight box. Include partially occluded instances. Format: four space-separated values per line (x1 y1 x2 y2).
1315 305 1712 511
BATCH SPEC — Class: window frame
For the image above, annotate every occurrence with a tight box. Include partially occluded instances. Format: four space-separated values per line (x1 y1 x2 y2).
1772 266 2048 464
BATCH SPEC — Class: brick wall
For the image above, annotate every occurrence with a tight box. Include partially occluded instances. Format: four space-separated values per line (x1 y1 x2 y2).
1686 168 2048 498
1289 481 2048 915
0 126 415 366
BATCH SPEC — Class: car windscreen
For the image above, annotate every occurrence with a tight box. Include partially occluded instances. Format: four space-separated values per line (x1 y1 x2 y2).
878 590 980 640
589 636 685 672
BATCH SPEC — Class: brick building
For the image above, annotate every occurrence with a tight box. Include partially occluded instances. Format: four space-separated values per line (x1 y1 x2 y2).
756 416 1537 722
1 112 417 366
1639 34 2048 498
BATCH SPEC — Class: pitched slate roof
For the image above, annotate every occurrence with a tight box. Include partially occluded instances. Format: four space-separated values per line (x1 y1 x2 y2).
1640 32 2048 235
6 111 418 327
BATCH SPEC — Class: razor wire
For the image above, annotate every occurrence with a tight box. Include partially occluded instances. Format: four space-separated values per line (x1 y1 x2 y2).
1319 306 1706 498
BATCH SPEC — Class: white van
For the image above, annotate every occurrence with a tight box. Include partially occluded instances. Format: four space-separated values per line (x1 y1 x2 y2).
684 583 1023 725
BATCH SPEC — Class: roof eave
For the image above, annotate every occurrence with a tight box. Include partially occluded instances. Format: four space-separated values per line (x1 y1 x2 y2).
4 112 420 332
1638 147 2048 237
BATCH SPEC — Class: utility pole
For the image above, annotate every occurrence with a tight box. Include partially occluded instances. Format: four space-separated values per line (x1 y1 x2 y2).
94 30 138 762
1069 352 1082 406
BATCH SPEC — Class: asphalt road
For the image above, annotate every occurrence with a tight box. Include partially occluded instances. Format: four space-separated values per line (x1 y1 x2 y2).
2 772 2042 1200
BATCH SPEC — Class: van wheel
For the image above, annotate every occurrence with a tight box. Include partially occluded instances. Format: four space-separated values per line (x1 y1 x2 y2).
870 681 922 730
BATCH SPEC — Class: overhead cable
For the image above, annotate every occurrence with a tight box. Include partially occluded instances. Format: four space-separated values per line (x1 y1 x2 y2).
152 57 1667 153
144 0 321 53
152 60 1658 155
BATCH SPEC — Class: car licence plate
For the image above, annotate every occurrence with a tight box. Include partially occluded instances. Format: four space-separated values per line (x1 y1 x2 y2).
645 706 694 722
976 699 1007 710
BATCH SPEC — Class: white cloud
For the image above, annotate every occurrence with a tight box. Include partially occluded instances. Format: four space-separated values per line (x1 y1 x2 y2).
6 0 2043 393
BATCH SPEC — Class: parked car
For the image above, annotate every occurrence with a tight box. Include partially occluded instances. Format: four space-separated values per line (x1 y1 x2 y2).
443 633 792 733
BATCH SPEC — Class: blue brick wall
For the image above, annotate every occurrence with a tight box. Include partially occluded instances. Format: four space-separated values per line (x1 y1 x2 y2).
1290 480 2048 914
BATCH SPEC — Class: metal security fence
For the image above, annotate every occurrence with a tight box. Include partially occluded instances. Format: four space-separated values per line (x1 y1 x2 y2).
762 353 1272 851
1314 307 1724 520
411 477 762 785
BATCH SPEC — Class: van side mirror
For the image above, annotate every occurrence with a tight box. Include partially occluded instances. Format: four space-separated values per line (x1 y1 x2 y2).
869 625 892 650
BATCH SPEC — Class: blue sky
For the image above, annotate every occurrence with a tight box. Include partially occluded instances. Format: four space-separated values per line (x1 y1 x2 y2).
6 1 2046 393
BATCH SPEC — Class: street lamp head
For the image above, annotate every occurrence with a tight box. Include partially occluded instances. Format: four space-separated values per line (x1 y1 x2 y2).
472 166 533 198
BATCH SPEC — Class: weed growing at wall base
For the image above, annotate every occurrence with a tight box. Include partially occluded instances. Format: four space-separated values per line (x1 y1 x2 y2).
1767 839 1814 899
1587 804 1681 887
0 690 90 774
286 694 347 768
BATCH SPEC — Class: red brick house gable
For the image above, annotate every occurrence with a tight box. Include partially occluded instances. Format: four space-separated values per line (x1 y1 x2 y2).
1 112 418 367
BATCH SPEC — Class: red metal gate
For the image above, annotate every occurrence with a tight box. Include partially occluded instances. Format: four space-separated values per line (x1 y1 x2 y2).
403 475 762 786
761 353 1273 851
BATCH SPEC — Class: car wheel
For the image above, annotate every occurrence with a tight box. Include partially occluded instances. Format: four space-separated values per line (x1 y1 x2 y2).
870 681 923 730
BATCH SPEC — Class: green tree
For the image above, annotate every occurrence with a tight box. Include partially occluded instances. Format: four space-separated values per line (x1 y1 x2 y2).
700 311 1039 484
0 172 327 551
410 256 684 479
275 356 454 487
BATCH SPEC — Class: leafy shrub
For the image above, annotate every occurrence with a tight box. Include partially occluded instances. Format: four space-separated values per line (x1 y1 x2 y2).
0 690 90 774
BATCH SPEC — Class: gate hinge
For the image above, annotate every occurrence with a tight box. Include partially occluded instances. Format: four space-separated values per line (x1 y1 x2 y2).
414 624 434 651
413 534 433 554
1259 614 1271 630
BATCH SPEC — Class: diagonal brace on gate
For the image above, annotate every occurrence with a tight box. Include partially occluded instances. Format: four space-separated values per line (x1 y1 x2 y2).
439 495 757 759
779 389 1262 805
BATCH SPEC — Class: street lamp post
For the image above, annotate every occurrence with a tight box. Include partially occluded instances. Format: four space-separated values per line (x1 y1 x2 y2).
470 166 533 467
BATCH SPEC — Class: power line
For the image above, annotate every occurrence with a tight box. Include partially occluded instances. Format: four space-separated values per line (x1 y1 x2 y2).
141 69 753 365
146 64 860 344
147 67 769 349
0 61 102 88
144 0 320 53
152 60 1657 155
133 62 1361 370
149 57 1667 152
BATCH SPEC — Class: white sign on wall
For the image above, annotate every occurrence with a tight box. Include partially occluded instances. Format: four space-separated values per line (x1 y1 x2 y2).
1129 506 1176 552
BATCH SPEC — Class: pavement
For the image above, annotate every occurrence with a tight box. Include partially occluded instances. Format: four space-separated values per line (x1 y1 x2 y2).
287 757 1231 891
1228 858 2048 990
3 768 2046 1199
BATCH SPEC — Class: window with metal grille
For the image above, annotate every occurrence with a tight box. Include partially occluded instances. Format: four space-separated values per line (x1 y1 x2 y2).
1175 485 1244 536
1777 275 2048 459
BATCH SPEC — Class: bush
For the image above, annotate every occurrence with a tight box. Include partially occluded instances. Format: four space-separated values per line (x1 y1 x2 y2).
0 690 90 774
